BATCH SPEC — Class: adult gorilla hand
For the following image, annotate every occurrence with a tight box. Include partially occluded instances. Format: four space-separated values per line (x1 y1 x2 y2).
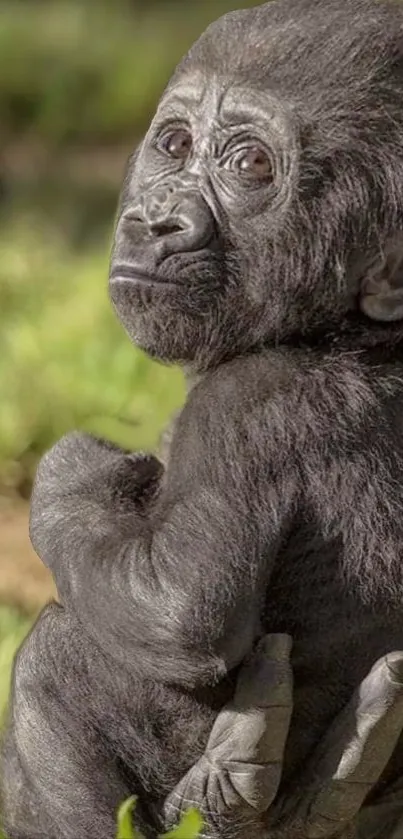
162 634 293 838
162 637 403 839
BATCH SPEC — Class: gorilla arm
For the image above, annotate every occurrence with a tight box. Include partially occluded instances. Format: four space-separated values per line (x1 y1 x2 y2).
29 355 297 688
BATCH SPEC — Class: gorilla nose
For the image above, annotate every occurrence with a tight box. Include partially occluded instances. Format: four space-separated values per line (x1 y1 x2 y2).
130 190 216 264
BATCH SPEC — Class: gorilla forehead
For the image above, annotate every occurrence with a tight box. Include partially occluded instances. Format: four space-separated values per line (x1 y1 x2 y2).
168 0 402 115
157 73 291 142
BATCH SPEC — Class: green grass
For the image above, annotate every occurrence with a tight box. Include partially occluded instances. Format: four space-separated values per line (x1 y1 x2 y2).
0 218 186 494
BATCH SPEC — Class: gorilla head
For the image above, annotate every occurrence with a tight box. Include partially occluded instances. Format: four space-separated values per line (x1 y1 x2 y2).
110 0 403 370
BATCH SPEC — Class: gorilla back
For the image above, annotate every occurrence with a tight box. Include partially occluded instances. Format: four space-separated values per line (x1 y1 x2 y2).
4 0 403 837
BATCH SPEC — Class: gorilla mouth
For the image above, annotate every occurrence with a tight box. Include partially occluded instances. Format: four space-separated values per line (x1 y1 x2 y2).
110 264 180 290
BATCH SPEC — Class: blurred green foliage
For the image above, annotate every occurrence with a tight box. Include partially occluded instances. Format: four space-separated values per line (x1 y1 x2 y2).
0 220 185 494
0 0 258 147
1 0 177 144
0 0 261 497
0 606 31 723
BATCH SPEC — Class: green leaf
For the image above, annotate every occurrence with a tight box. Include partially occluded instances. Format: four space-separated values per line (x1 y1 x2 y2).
161 808 204 839
116 796 145 839
116 799 203 839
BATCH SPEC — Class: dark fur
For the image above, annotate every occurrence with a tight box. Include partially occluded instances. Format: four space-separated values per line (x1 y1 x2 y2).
3 0 403 836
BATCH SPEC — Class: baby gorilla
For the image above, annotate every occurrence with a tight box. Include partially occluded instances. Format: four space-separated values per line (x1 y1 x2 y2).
4 0 403 836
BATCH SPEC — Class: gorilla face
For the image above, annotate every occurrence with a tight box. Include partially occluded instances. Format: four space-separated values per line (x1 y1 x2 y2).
110 0 403 368
110 65 299 368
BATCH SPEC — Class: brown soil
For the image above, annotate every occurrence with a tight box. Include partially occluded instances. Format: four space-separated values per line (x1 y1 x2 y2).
0 501 56 614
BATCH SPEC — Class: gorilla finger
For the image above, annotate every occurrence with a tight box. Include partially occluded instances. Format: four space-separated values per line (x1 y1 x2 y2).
206 634 293 784
164 633 293 828
305 651 403 838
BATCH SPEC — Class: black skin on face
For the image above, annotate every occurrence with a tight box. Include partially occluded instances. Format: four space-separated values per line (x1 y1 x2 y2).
4 0 403 837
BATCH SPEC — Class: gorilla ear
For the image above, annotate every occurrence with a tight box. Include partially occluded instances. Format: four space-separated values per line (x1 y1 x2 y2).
360 234 403 322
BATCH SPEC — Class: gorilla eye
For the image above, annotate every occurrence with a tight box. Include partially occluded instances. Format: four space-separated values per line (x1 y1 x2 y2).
159 128 193 160
236 147 273 180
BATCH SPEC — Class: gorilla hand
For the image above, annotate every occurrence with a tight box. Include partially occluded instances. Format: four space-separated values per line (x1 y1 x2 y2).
163 638 403 839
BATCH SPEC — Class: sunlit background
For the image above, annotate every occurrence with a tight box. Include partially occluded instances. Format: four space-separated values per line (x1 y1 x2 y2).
0 0 260 730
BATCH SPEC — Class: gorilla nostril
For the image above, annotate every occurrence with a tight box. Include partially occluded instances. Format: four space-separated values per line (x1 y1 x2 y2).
150 222 184 238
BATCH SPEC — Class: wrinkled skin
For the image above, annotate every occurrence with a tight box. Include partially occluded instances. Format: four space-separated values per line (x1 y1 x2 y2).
3 0 403 836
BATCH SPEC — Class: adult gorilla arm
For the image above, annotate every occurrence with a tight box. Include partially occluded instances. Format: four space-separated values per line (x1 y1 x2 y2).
30 355 297 687
162 640 403 839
